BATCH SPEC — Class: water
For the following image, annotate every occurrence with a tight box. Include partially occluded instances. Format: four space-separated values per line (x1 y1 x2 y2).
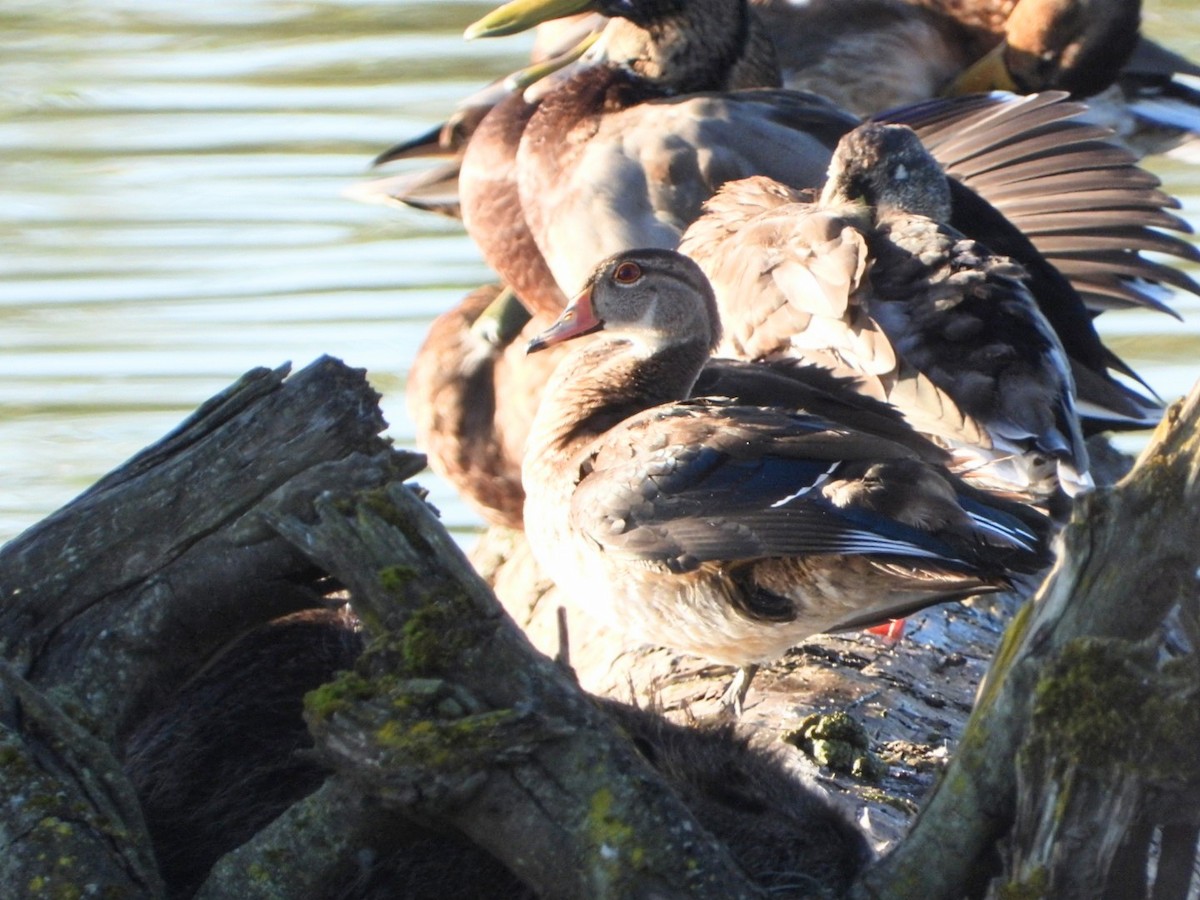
2 0 1200 545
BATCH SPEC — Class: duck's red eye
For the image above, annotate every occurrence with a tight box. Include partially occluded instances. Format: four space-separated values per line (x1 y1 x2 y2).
613 261 642 284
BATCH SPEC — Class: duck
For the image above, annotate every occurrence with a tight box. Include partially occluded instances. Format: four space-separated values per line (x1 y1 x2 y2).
407 284 570 529
398 0 1193 525
369 1 1196 327
349 13 602 225
467 0 1200 152
460 0 1195 429
939 0 1200 156
367 0 1196 223
938 0 1137 100
375 0 1170 209
680 121 1090 500
765 0 1138 114
410 280 948 530
465 0 1194 302
522 248 1051 697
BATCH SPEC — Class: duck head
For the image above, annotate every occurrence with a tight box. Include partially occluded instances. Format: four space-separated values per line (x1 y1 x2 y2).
467 0 777 92
820 122 952 223
528 248 723 354
947 0 1141 98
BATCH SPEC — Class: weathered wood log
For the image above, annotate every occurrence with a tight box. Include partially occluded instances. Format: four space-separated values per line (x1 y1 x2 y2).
2 356 864 899
251 481 772 899
124 607 375 897
996 639 1200 898
0 658 162 898
3 356 1197 899
0 356 409 745
850 384 1200 899
0 357 414 898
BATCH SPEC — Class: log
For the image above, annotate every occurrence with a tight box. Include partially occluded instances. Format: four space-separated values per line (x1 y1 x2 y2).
254 481 769 899
0 658 162 898
0 357 414 897
2 357 1197 899
850 383 1200 899
1 357 854 900
0 356 408 744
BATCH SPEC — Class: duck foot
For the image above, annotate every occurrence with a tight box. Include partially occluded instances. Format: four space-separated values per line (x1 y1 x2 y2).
716 664 760 719
865 618 907 643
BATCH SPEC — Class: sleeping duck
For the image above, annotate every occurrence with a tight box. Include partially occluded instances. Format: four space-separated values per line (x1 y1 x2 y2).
680 122 1090 500
756 0 1137 114
407 284 565 530
522 249 1051 703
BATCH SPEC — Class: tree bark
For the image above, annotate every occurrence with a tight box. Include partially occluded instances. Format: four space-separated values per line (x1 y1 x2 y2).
850 384 1200 899
0 357 406 745
254 482 768 900
0 357 413 898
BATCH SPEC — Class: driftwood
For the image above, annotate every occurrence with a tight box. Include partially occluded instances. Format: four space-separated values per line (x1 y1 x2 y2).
1 357 1198 898
0 357 413 897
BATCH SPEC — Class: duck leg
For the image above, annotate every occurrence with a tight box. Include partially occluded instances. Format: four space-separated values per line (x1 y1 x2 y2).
718 663 761 719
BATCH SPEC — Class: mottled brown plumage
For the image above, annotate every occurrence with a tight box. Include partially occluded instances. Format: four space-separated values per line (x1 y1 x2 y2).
407 285 567 529
681 123 1090 499
461 0 1193 430
523 249 1050 671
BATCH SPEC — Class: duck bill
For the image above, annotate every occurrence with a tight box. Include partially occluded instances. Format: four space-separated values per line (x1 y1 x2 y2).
471 286 533 347
527 288 602 353
944 43 1019 96
465 0 598 40
505 29 599 92
370 122 449 168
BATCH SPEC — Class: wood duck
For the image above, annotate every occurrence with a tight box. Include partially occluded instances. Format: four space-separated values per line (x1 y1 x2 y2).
522 249 1051 689
409 282 948 531
680 122 1090 500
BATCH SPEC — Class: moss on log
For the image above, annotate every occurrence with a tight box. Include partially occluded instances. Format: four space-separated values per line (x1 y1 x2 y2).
851 384 1200 899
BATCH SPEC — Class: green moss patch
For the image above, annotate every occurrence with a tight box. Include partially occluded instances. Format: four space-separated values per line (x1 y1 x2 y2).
1031 638 1200 778
783 710 885 780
